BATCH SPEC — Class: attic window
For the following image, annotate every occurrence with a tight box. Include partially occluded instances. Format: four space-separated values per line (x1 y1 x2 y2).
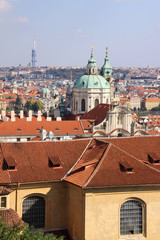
48 156 61 168
4 156 16 170
119 162 134 173
55 128 60 131
148 152 160 164
36 128 40 131
17 128 22 132
74 128 79 131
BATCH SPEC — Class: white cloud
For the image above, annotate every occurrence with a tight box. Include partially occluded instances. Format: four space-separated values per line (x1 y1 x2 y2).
12 16 29 23
0 0 11 12
76 28 82 33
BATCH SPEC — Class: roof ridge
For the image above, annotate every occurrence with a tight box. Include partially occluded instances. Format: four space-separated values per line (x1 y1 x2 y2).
63 138 93 180
83 142 111 188
111 143 160 174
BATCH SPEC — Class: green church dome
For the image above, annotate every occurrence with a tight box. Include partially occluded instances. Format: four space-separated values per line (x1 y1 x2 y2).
73 74 110 89
73 48 110 89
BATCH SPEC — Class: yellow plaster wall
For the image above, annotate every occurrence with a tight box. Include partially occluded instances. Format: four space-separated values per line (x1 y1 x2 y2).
8 181 67 230
67 183 85 240
85 186 160 240
145 101 160 110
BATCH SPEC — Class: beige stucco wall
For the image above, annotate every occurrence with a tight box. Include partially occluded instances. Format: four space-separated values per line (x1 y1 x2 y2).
67 183 85 240
6 181 67 230
84 185 160 240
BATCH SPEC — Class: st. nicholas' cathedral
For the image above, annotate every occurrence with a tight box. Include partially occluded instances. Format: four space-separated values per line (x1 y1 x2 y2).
72 47 114 115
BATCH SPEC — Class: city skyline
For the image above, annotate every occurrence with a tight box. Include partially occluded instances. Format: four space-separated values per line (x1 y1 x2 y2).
0 0 160 67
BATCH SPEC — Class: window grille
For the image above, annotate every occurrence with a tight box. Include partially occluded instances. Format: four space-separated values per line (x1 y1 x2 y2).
22 196 45 228
120 200 142 235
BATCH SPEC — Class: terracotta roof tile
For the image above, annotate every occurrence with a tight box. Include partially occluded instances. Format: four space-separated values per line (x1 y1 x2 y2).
81 104 114 124
0 208 24 227
0 140 89 183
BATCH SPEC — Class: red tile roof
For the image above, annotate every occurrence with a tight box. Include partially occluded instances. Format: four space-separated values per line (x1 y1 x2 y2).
0 208 24 227
65 136 160 188
0 186 12 195
81 104 114 124
0 117 84 136
0 140 89 184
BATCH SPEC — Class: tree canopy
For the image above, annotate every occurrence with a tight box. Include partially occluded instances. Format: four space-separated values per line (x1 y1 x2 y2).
0 217 64 240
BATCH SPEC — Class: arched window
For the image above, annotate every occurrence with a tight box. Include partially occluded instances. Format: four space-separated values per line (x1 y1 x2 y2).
95 99 99 107
120 200 143 235
81 99 85 111
22 196 45 228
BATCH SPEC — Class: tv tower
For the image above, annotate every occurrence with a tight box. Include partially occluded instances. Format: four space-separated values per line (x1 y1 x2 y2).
31 40 37 67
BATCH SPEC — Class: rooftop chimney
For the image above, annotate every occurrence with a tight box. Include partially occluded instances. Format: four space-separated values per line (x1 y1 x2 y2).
1 110 6 118
26 110 32 121
1 110 8 121
20 110 24 119
37 110 42 121
11 110 15 122
56 117 62 121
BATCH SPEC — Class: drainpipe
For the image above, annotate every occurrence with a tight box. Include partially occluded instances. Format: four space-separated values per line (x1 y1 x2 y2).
15 183 20 212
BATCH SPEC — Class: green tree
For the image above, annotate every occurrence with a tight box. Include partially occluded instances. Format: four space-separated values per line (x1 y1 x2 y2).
14 95 22 114
24 99 35 114
0 217 64 240
32 100 44 113
49 106 54 115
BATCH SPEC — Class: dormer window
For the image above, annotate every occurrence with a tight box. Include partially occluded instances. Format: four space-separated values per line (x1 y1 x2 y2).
148 152 160 164
4 156 16 170
119 161 134 173
48 156 61 168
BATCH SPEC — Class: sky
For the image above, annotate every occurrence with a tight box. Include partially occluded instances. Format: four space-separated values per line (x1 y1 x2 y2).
0 0 160 68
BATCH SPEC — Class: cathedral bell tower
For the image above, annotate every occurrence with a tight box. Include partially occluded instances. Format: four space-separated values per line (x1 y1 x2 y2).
101 47 114 103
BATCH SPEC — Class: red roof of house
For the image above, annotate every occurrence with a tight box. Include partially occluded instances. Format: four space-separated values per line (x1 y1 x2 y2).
0 208 24 227
0 137 160 188
0 117 84 136
65 136 160 188
0 140 89 184
81 104 114 125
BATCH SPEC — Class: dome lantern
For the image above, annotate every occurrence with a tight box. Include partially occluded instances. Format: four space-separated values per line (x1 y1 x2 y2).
86 46 98 75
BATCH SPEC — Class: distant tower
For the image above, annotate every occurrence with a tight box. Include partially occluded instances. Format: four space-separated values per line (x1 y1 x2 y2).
31 40 37 67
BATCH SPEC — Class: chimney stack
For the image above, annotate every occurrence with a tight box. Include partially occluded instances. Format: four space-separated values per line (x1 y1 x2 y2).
11 110 15 121
37 110 42 121
20 110 24 119
1 110 6 118
26 110 32 121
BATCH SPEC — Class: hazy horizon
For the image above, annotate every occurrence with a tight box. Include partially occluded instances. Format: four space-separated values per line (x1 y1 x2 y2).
0 0 160 68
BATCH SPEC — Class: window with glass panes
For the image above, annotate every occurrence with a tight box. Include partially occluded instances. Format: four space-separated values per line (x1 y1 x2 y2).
22 196 45 228
120 200 142 235
1 197 6 207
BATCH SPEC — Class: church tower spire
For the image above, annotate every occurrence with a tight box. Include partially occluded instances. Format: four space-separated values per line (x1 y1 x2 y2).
101 47 112 78
86 46 98 75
